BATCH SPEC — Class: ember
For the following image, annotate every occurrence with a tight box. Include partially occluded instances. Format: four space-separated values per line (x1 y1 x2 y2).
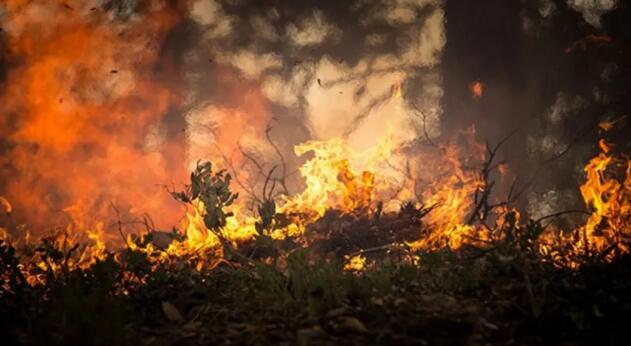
469 80 484 100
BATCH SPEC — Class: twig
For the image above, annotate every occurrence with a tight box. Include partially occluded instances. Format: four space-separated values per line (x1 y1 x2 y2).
205 125 261 204
238 140 266 180
265 126 290 196
347 242 409 258
509 117 600 203
262 166 278 200
111 203 131 249
466 132 515 225
534 209 591 224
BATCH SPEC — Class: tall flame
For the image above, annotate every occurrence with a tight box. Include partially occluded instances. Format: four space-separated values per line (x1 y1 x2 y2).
579 140 631 254
0 1 187 233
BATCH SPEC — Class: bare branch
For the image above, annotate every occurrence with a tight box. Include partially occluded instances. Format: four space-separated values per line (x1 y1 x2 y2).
534 209 590 224
265 126 290 196
110 203 131 249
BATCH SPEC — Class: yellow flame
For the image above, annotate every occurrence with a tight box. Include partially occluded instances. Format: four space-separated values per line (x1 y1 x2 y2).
344 254 366 272
5 124 630 275
391 81 402 99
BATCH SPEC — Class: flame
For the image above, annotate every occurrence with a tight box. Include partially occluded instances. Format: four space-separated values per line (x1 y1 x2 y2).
344 255 366 272
0 3 628 273
279 130 395 219
176 124 397 247
391 81 403 99
598 115 627 132
2 119 629 276
578 141 631 255
538 140 631 266
0 1 187 233
409 127 488 249
469 80 484 100
599 120 615 132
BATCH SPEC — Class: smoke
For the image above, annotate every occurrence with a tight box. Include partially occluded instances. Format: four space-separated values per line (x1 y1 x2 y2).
3 0 625 234
180 0 446 200
567 0 618 27
0 0 447 232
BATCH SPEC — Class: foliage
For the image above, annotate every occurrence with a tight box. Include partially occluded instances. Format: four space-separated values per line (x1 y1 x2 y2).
172 161 238 232
2 226 631 345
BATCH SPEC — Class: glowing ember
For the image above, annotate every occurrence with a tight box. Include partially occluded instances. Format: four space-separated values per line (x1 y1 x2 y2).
599 116 627 132
469 80 484 100
344 255 367 272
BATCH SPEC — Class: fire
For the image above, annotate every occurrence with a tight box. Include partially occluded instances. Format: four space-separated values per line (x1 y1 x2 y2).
280 138 380 217
578 140 631 255
469 80 484 100
277 128 396 221
0 1 187 233
175 125 501 255
538 139 631 266
0 4 629 277
599 116 627 132
2 120 630 276
178 200 258 250
599 120 615 132
391 81 403 99
344 255 366 272
174 130 395 246
410 127 488 250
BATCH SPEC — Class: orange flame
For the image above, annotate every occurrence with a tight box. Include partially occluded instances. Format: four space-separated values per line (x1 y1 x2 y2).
0 3 629 274
469 80 484 100
538 140 631 267
0 1 187 233
579 142 631 255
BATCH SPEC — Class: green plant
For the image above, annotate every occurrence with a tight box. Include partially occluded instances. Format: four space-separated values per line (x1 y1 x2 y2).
172 161 239 232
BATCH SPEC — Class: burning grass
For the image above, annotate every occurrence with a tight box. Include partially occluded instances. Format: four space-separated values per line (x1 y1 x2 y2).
1 130 630 345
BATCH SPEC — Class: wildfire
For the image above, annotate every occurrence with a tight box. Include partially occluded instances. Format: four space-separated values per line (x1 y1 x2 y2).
408 127 488 250
0 3 630 282
1 124 630 278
